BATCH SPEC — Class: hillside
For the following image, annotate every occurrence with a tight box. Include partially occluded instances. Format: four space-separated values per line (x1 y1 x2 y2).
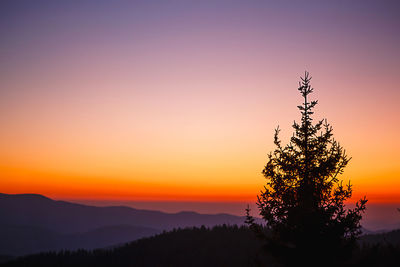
0 224 159 256
0 193 248 256
2 225 400 267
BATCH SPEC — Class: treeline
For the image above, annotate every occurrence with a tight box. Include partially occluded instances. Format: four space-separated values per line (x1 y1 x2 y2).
2 225 399 267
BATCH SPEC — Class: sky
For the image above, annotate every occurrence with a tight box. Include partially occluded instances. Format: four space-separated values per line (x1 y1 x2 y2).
1 0 399 216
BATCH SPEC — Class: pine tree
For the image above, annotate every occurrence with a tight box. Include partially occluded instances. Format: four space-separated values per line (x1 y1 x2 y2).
247 72 367 266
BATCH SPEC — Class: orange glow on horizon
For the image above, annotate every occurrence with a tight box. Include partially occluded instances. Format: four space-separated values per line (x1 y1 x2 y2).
1 1 399 207
1 164 398 204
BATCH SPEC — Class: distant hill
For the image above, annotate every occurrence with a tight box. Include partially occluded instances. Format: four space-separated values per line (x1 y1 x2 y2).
0 193 248 256
360 229 400 245
2 225 399 267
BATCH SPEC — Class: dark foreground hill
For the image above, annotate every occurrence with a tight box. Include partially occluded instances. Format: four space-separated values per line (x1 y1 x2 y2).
0 193 248 256
0 224 159 256
2 225 400 267
1 225 268 267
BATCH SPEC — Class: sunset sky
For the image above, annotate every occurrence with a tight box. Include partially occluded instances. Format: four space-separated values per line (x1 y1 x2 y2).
1 0 399 212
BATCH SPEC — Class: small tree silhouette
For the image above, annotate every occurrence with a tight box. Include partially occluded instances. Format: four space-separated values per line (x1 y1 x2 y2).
246 72 367 266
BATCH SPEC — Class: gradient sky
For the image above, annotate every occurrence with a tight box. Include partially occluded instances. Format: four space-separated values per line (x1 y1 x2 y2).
1 0 399 206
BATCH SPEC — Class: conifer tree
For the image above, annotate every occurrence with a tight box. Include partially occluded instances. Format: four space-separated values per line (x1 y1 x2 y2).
247 72 367 266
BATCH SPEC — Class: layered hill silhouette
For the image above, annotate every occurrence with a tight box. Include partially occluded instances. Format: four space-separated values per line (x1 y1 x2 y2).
1 193 399 266
0 193 248 256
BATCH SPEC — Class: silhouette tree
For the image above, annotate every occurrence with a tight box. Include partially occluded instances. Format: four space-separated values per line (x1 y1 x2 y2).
246 72 367 266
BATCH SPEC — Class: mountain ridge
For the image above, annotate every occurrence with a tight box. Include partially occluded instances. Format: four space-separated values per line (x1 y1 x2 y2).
0 193 249 256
